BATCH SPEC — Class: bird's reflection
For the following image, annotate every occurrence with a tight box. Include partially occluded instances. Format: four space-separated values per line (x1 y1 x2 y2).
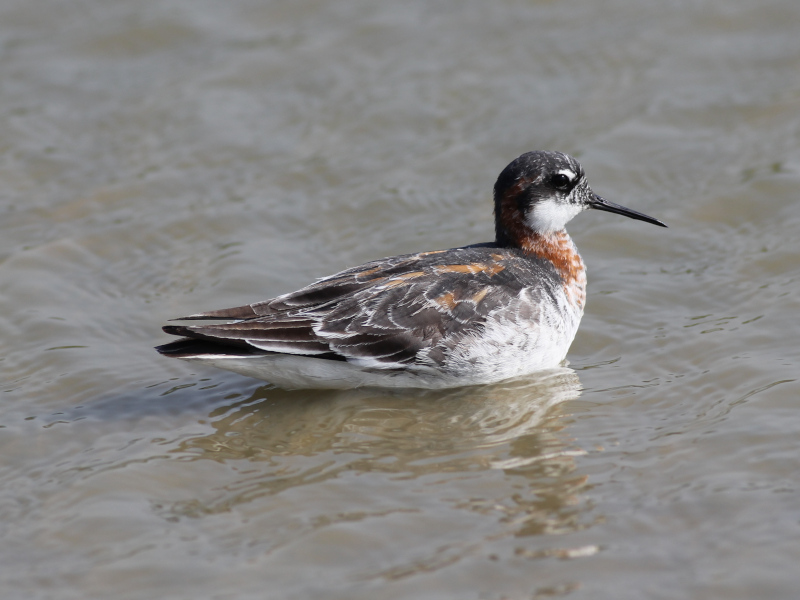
166 368 591 540
179 367 580 463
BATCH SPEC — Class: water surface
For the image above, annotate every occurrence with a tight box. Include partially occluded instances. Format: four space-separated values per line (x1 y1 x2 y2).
1 0 799 598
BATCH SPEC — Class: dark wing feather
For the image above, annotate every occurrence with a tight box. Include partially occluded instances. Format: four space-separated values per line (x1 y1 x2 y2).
170 254 420 320
160 247 559 366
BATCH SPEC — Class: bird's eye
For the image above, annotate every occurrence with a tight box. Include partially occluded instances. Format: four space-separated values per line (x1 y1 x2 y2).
551 173 571 189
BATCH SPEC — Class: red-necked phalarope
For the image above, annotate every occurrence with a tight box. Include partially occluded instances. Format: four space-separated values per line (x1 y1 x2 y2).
157 151 666 389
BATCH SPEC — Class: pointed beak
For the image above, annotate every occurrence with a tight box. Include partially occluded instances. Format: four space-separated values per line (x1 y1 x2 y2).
589 195 667 228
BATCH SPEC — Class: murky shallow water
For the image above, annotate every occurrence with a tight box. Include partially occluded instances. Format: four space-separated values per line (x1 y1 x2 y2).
2 0 800 598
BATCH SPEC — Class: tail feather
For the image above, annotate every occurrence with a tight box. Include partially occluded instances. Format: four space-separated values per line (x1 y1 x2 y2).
168 304 260 321
155 338 268 358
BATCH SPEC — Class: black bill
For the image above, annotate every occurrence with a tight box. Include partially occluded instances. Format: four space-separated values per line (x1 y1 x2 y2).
589 195 667 228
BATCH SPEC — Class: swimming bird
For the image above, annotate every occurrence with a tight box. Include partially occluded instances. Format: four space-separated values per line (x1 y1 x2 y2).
157 151 666 389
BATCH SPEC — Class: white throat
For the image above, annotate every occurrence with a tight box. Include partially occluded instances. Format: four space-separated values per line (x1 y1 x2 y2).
526 199 585 234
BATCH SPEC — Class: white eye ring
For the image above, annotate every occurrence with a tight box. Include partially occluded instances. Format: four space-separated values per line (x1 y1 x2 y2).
557 169 577 181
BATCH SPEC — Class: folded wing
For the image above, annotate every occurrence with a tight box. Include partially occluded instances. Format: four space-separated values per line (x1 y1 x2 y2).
160 248 543 369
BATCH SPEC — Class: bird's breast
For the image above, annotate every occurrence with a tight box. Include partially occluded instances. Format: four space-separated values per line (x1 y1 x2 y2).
521 230 586 310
